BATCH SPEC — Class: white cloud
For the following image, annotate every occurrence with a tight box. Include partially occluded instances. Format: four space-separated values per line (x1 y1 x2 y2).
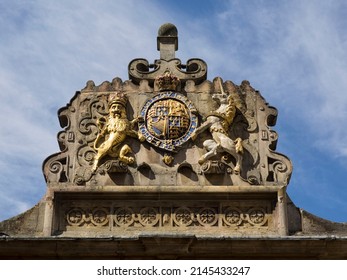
211 1 347 160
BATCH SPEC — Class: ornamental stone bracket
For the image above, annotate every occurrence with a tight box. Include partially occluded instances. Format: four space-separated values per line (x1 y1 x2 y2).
128 58 207 90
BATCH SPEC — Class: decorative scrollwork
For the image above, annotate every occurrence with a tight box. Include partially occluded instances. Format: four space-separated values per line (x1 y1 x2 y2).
100 160 128 173
128 58 207 86
245 110 257 132
45 158 66 183
273 160 287 175
77 144 96 167
78 97 108 149
79 117 98 136
200 160 229 174
73 175 85 185
270 158 292 184
49 160 63 174
246 168 261 185
57 131 68 151
73 166 93 185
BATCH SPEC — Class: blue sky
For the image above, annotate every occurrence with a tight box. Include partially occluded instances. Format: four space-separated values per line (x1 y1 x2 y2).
0 0 346 223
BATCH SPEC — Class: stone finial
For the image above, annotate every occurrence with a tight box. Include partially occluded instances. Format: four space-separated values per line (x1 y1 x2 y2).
129 23 207 86
157 23 178 60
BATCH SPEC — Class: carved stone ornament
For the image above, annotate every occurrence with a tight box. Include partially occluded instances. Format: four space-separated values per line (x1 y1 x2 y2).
92 92 142 172
138 91 198 152
155 70 181 91
128 23 207 90
42 23 292 188
60 201 271 234
191 78 243 173
37 23 296 240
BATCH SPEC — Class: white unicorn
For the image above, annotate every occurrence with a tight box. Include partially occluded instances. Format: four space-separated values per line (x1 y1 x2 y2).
191 78 243 173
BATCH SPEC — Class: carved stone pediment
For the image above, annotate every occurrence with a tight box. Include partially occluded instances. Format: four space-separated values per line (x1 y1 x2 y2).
43 75 292 187
40 23 293 238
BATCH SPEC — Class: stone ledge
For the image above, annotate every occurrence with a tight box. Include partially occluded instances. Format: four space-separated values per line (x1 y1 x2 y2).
46 185 285 194
1 236 346 259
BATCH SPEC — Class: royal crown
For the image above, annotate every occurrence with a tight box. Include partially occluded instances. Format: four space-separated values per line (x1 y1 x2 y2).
108 92 127 107
155 70 180 91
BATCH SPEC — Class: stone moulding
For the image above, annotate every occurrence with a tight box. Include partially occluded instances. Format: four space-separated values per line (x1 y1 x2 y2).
48 185 285 237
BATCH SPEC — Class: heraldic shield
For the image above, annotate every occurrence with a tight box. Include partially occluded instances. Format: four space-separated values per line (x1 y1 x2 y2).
139 91 198 152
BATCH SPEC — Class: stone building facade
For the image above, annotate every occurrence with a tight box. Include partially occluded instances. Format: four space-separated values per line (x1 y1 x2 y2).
0 23 346 259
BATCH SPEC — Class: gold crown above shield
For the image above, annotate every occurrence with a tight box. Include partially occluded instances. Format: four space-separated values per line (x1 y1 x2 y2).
108 92 127 107
155 70 180 91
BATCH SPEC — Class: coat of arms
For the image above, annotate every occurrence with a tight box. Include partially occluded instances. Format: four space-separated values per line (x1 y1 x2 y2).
139 91 198 152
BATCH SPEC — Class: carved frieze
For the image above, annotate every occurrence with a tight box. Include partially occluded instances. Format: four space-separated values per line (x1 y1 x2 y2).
58 200 273 235
66 207 109 227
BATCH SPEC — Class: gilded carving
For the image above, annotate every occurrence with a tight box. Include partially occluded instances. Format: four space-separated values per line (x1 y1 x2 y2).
92 92 143 171
191 78 243 173
139 91 198 152
162 153 174 165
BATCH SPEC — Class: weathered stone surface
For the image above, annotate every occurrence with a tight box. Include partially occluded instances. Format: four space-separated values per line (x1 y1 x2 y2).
301 210 347 235
0 204 44 237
